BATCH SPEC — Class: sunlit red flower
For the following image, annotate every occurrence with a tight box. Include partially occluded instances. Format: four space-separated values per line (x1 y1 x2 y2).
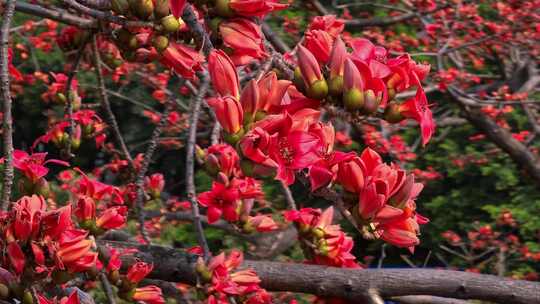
220 19 267 65
127 261 153 284
11 150 69 183
160 42 204 79
198 182 241 223
207 96 244 135
132 286 165 304
208 49 240 98
228 0 288 17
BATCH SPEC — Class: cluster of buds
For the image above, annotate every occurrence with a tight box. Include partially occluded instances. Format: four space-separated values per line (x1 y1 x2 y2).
74 195 127 236
198 144 279 233
336 148 428 251
33 110 107 154
0 195 98 303
144 173 165 200
284 207 359 268
41 73 81 108
105 0 209 78
195 250 271 304
295 22 434 145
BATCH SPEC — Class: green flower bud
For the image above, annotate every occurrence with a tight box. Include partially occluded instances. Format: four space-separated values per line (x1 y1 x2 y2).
306 79 329 100
343 88 364 111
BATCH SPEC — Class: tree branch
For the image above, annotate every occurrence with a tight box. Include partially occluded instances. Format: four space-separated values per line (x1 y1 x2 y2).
182 4 213 56
449 87 540 185
185 75 210 261
0 0 16 210
91 36 133 165
101 241 540 304
64 33 92 159
6 1 96 28
133 100 172 242
392 295 470 304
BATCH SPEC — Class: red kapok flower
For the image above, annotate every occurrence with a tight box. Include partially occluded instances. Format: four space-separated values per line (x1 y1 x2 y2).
127 261 153 284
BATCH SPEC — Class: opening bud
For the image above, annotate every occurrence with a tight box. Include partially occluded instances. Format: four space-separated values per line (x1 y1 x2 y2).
362 89 380 114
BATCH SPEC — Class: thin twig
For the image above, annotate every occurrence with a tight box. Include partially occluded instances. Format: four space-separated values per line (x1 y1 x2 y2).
91 36 133 165
64 33 92 158
99 273 117 304
133 102 173 243
185 75 211 261
0 0 17 210
377 244 387 268
62 0 153 28
7 1 96 29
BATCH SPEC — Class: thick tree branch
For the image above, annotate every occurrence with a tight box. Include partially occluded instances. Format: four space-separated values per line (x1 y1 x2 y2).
392 296 470 304
101 241 540 304
449 87 540 185
0 0 16 210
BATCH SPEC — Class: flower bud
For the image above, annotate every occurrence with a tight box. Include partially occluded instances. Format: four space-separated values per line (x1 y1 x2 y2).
0 284 8 300
152 35 169 52
328 75 343 97
54 92 67 104
343 88 364 111
35 178 50 198
111 0 130 15
207 96 243 134
208 49 240 98
161 15 181 33
343 58 365 111
130 0 154 20
153 0 170 18
216 172 229 187
223 127 245 145
383 101 405 123
306 79 328 100
204 154 220 176
312 227 325 239
297 45 324 87
362 89 380 114
22 290 33 304
240 79 259 124
108 270 121 285
215 0 234 17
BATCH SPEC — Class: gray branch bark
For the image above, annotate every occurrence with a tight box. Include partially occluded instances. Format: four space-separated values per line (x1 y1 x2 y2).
100 241 540 304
